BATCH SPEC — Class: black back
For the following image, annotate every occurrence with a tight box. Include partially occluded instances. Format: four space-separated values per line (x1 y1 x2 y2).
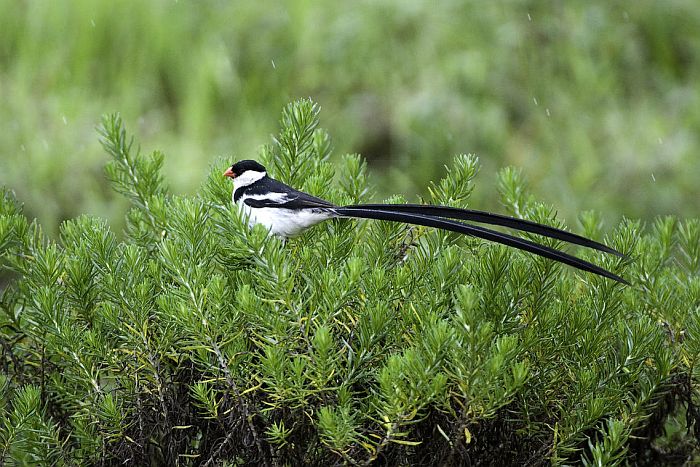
234 175 335 209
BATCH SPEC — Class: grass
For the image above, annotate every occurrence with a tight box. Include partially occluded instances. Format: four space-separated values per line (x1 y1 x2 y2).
1 0 699 235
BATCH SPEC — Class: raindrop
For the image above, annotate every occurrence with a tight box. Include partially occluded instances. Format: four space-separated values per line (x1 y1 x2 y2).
271 59 276 69
62 115 68 125
545 108 551 117
533 97 539 106
91 19 95 27
527 13 532 22
651 173 656 182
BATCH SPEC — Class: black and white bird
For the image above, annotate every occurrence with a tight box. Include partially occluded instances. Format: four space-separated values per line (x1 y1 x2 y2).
224 160 628 284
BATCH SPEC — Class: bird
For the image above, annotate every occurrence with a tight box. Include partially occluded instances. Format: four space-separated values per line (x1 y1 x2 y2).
224 160 628 284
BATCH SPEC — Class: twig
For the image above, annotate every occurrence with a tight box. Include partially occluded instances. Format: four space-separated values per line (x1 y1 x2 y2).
210 338 273 466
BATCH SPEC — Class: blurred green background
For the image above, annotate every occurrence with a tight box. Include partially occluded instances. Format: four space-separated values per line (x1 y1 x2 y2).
1 0 699 235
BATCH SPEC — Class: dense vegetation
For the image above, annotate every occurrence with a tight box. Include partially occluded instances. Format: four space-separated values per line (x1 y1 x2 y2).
1 1 700 235
1 101 699 465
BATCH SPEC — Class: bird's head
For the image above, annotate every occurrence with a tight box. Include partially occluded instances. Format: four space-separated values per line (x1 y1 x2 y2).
223 160 267 188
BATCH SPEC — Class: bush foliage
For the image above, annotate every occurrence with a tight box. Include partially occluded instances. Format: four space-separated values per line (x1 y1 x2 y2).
1 100 700 465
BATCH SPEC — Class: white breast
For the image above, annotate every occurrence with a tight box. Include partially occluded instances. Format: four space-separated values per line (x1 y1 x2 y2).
236 193 335 238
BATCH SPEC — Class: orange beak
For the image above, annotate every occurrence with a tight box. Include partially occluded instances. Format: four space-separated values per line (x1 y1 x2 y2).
223 168 235 178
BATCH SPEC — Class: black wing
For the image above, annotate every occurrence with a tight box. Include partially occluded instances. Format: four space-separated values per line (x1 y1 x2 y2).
242 178 336 210
244 194 335 209
346 203 623 257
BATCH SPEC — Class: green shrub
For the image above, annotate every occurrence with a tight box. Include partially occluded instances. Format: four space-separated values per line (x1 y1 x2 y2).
1 100 699 465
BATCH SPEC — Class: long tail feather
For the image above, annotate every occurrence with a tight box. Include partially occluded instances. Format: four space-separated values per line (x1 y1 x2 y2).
334 207 628 284
347 204 624 257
